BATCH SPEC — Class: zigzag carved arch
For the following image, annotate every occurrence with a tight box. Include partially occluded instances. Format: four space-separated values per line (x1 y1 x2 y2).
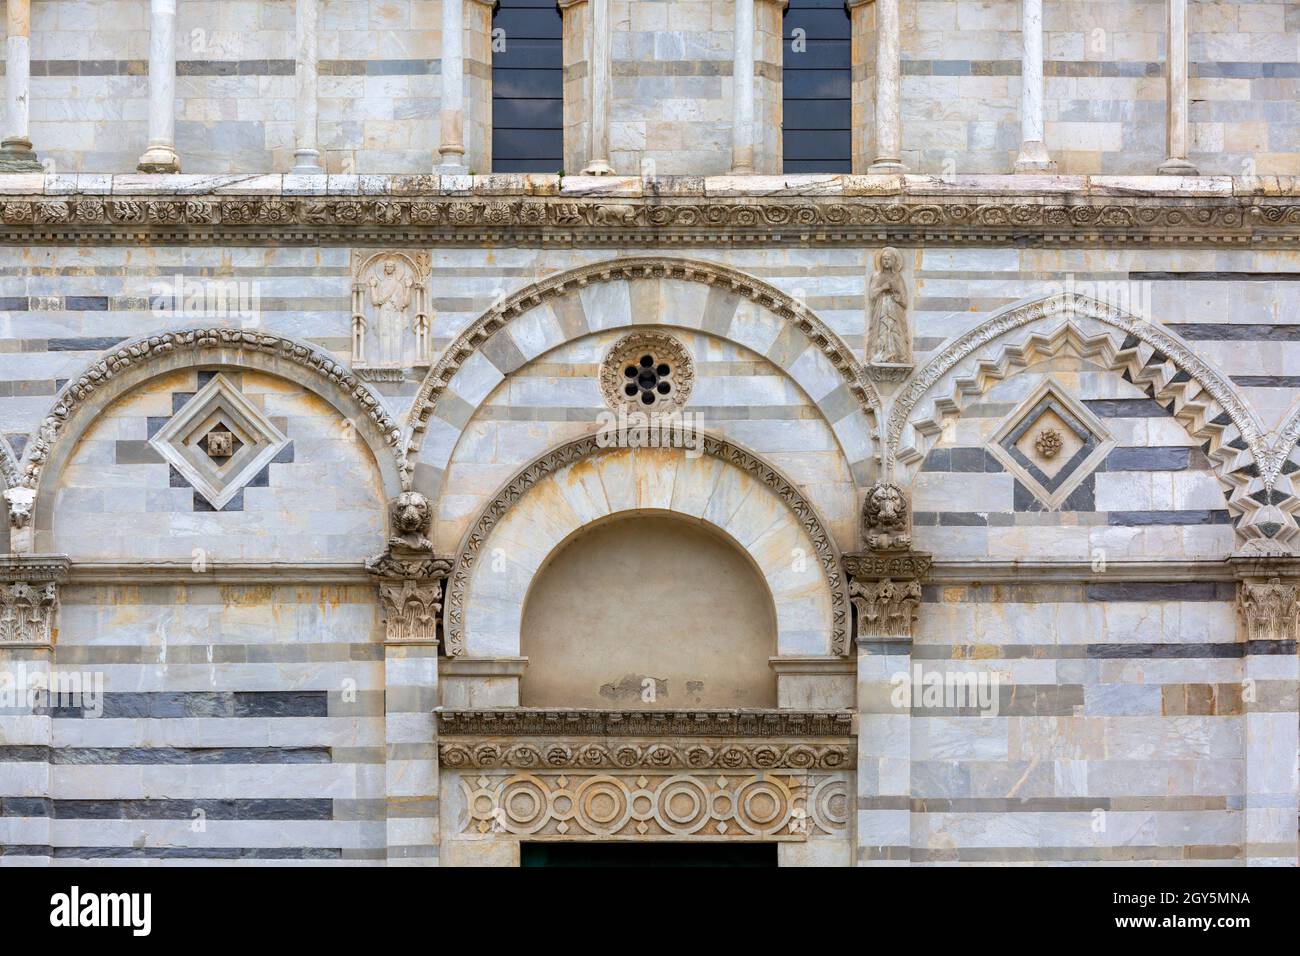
887 295 1279 541
405 256 881 453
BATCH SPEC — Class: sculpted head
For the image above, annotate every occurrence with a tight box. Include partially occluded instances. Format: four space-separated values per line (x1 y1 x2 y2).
392 491 432 535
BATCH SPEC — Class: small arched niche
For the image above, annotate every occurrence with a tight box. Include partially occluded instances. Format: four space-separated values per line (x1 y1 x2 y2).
520 513 778 709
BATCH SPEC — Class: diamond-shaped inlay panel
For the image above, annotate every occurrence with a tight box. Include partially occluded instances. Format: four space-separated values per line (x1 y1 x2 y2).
149 373 288 510
987 376 1115 511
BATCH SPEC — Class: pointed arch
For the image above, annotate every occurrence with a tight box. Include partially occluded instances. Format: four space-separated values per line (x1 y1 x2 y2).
886 294 1276 541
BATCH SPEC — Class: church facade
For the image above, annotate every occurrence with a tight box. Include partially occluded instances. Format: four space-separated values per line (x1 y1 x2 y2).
0 0 1298 866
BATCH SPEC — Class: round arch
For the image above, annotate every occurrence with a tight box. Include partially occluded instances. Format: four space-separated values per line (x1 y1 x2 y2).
445 433 851 658
405 256 881 497
21 327 406 539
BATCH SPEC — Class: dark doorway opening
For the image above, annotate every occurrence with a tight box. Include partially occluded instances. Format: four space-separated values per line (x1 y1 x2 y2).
520 842 778 867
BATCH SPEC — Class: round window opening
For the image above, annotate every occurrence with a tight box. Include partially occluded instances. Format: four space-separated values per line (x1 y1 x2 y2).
601 332 694 414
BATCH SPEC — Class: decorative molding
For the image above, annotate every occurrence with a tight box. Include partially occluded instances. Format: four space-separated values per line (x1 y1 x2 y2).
844 551 933 580
439 740 853 770
0 439 18 490
435 709 854 737
599 331 694 415
927 558 1236 583
18 327 403 494
443 433 850 656
457 770 850 839
406 257 881 455
8 184 1300 250
64 561 375 585
1237 577 1300 643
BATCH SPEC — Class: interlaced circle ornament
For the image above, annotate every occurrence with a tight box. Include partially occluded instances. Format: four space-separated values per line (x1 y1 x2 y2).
599 332 694 415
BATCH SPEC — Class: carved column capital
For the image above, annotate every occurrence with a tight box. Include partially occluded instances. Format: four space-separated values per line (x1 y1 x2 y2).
0 554 69 647
366 522 453 645
1237 577 1300 644
843 550 931 643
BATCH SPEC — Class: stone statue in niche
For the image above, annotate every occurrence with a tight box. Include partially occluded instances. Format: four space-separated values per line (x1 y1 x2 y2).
351 251 432 381
867 246 912 381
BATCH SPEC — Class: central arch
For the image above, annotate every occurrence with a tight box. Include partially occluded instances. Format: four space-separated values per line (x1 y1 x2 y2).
520 512 779 708
445 434 851 658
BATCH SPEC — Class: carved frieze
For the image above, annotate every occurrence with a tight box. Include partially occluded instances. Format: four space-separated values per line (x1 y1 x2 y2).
458 770 850 839
1238 577 1300 643
5 192 1298 249
439 740 853 770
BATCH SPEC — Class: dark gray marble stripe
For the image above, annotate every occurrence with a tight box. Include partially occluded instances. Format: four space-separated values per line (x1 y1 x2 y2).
1233 376 1300 388
51 799 333 820
1084 398 1171 418
52 847 343 859
1107 509 1233 526
50 747 331 764
48 691 328 719
1131 271 1300 281
1165 324 1300 341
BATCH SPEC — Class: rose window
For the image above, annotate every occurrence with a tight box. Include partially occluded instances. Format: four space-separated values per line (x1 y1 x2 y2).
600 332 694 415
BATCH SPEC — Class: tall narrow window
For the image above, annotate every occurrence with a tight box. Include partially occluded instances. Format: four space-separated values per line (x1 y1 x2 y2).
492 0 564 172
782 0 851 172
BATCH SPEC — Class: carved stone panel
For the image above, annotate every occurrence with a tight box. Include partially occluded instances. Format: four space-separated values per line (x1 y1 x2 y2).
351 251 432 381
456 769 850 839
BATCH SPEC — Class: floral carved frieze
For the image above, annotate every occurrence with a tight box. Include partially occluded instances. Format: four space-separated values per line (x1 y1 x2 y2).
439 740 853 771
458 770 850 839
4 194 1298 248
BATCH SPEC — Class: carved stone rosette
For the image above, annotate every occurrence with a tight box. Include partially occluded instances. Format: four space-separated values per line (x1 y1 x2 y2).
0 555 69 647
1238 576 1300 643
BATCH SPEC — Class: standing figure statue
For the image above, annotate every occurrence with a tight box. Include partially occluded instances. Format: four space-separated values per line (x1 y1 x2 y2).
367 260 415 366
868 246 910 366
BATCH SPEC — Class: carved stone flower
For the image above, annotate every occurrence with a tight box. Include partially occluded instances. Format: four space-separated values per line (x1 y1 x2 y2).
1035 427 1064 459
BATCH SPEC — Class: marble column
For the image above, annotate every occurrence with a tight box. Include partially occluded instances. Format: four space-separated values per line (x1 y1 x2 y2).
582 0 614 174
0 0 41 171
1158 0 1197 175
437 0 468 173
730 0 755 174
868 0 904 173
137 0 181 173
1013 0 1054 172
292 0 324 174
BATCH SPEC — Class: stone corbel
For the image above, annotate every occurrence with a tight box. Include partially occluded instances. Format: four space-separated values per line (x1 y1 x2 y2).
367 491 452 645
844 481 931 644
0 554 70 647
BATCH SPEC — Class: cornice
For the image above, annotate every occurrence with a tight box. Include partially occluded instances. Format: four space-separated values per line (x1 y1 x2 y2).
4 173 1300 246
925 559 1241 584
435 708 855 737
63 561 374 585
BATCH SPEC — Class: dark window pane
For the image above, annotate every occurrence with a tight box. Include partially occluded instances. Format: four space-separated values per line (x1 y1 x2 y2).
783 68 852 100
783 39 851 69
782 98 850 130
783 129 852 161
492 97 564 129
784 10 851 39
492 2 564 171
785 158 852 173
